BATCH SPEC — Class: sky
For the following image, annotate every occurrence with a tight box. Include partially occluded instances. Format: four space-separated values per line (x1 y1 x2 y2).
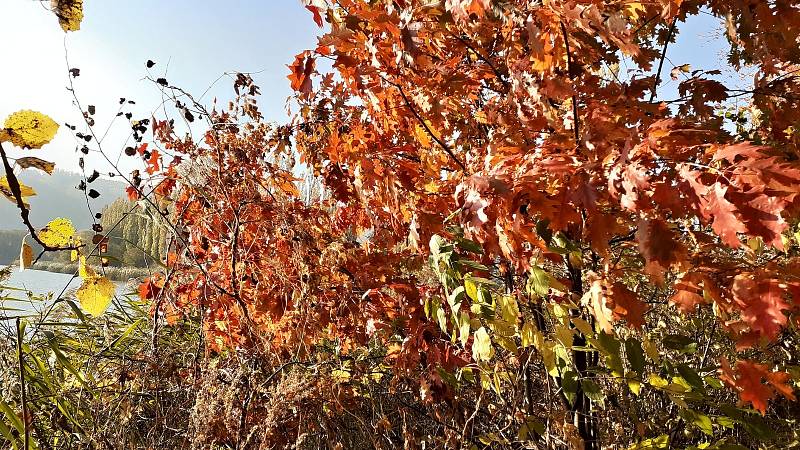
0 1 744 176
0 0 321 175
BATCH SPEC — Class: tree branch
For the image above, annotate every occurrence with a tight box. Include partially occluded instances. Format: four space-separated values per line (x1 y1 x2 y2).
395 84 467 172
0 142 81 252
649 19 678 102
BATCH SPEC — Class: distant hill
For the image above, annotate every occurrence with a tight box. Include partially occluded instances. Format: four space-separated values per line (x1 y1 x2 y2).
0 170 125 230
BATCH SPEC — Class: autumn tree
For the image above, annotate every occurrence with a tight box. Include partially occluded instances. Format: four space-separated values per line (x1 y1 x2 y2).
125 0 800 449
287 0 800 447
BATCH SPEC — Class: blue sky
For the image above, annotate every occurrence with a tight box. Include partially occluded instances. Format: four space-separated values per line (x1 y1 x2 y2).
0 1 742 175
0 1 321 174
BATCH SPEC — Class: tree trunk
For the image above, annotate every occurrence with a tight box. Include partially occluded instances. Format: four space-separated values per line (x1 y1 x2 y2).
566 261 600 449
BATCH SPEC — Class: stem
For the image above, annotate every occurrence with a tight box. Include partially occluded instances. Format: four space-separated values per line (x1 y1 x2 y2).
649 19 678 103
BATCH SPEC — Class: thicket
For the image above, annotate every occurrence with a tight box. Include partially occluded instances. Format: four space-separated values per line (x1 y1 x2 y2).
1 1 800 449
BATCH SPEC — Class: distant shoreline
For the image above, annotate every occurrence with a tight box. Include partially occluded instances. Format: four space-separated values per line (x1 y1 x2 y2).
16 261 154 282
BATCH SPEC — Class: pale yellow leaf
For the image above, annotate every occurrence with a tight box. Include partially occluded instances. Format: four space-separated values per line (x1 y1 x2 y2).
76 275 115 316
472 326 494 362
1 110 59 149
458 312 471 346
39 218 75 247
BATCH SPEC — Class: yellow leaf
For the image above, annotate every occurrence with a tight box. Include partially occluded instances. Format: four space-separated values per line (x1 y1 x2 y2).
1 110 59 149
20 240 33 271
79 256 96 278
51 0 83 32
624 1 646 20
497 294 519 324
39 218 75 248
643 336 661 364
628 378 641 396
15 157 55 175
571 317 594 337
472 326 494 362
554 323 574 348
76 275 115 316
520 321 536 348
0 176 36 207
414 124 432 148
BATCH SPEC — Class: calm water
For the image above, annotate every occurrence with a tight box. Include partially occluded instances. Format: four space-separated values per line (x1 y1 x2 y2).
5 268 83 296
1 268 130 319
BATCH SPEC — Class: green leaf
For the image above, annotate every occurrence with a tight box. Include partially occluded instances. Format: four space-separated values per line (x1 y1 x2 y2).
581 379 605 406
447 287 464 309
561 370 579 406
680 409 713 436
527 266 551 298
718 404 776 441
455 237 483 254
0 415 17 449
457 259 489 271
677 364 705 392
625 337 645 375
662 334 697 354
592 332 624 377
627 434 669 450
704 375 723 389
0 400 24 435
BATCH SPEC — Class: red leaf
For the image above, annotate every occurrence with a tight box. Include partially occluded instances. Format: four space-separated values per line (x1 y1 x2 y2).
287 51 316 95
145 149 161 175
720 358 795 415
636 218 686 283
305 5 323 27
707 183 746 248
608 282 648 328
670 272 706 313
138 274 165 300
125 185 140 201
733 275 791 341
713 142 765 163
